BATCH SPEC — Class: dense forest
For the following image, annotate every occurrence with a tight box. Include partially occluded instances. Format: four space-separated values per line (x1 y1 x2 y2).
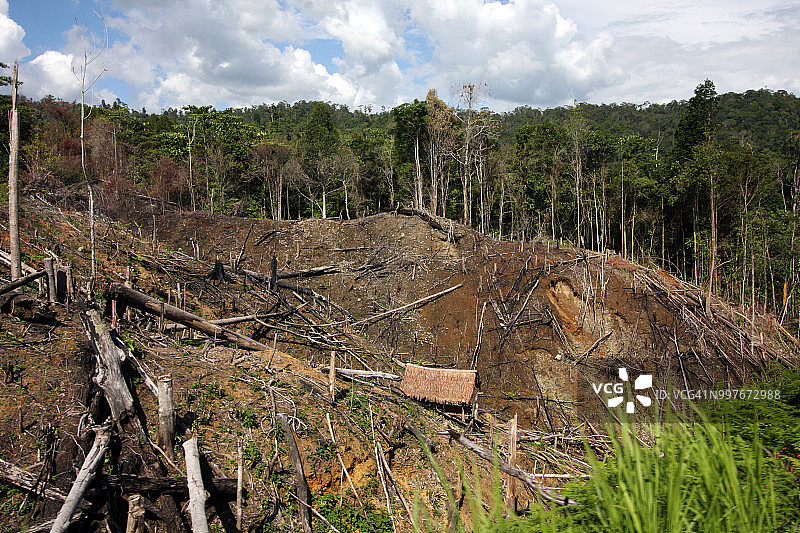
2 72 799 334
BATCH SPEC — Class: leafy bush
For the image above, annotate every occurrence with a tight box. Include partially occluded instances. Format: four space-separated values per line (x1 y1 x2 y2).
313 492 393 533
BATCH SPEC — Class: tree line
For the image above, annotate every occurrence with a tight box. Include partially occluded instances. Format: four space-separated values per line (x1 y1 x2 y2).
2 71 799 332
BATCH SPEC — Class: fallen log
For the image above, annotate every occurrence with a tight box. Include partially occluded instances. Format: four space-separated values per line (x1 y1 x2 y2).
0 458 69 503
0 249 36 275
277 264 339 280
446 428 576 506
50 426 111 533
385 207 465 241
351 283 463 327
183 437 211 533
278 413 313 533
95 474 237 497
106 282 268 351
319 367 402 381
0 269 46 296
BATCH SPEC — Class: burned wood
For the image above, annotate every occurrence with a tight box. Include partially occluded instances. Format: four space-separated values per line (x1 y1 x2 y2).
278 413 312 533
277 264 339 280
253 229 281 247
94 474 237 497
446 428 576 506
106 282 268 351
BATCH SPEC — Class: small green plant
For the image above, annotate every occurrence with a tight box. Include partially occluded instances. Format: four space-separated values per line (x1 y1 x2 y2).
243 440 261 466
314 492 393 533
237 406 259 429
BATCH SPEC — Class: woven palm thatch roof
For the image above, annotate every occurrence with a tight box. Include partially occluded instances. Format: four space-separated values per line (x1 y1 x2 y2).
400 364 478 405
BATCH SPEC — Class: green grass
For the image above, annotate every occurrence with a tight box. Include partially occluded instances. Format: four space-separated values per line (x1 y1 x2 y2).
411 370 800 532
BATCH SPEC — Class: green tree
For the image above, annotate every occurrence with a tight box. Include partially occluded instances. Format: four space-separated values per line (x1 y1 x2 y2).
300 103 340 218
390 100 427 210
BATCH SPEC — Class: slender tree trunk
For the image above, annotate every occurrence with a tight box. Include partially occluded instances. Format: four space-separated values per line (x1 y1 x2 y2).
707 170 717 316
321 180 327 219
188 121 196 211
7 61 21 281
277 171 283 221
620 160 626 257
414 136 423 210
661 197 665 268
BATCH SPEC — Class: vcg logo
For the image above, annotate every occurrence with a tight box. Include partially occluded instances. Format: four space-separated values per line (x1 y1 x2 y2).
592 368 653 413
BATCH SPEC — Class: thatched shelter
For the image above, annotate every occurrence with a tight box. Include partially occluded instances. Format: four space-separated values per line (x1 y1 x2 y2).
400 364 478 406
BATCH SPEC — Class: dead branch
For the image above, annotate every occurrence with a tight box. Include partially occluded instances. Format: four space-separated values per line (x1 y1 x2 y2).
0 458 68 503
319 367 401 381
446 428 576 506
95 474 237 496
278 413 312 533
351 284 463 327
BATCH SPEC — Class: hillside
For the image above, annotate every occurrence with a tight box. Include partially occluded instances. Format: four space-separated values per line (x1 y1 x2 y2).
1 197 797 532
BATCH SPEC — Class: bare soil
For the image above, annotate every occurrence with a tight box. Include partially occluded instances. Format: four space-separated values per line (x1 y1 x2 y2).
0 198 796 532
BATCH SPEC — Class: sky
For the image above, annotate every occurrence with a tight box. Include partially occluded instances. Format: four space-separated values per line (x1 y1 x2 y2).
1 0 798 113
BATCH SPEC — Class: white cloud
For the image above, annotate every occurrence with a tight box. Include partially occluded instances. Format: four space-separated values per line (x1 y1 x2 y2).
23 51 76 99
5 0 800 111
582 2 800 104
0 0 29 64
406 0 621 108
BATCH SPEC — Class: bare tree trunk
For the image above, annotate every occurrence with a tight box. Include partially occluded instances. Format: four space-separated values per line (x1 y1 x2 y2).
278 413 312 533
188 119 197 211
157 375 175 461
50 427 111 533
414 136 423 210
706 170 717 315
7 61 21 281
504 414 518 508
183 437 210 533
236 440 244 532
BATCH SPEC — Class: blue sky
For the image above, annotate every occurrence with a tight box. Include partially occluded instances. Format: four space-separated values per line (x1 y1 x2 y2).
2 0 799 112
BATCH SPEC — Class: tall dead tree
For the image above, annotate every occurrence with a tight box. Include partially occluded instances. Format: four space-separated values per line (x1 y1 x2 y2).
7 61 21 281
72 13 108 293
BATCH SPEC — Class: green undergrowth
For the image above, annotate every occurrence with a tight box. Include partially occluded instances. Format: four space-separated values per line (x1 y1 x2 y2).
413 368 800 533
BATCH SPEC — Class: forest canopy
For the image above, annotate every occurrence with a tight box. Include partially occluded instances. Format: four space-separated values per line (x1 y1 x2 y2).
1 73 799 331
